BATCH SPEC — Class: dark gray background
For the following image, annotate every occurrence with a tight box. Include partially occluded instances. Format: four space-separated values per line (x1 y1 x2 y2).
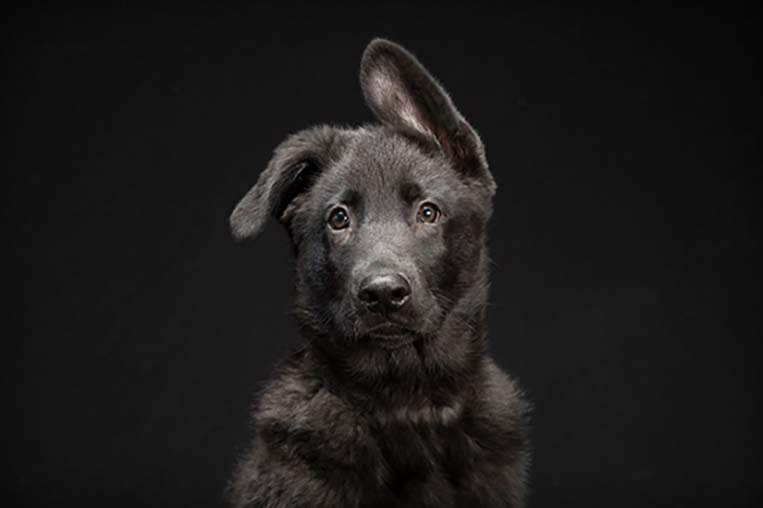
4 4 761 507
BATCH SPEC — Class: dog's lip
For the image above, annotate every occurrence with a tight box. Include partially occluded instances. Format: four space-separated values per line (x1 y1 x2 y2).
364 323 420 349
365 323 412 337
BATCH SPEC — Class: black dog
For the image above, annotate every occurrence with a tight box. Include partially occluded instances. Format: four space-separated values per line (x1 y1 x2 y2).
228 39 530 508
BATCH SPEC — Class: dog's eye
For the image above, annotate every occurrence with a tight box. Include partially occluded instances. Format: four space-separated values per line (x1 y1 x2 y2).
328 207 350 230
417 202 440 224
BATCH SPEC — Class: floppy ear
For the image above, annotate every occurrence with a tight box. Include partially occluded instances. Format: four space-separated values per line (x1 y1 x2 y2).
229 126 346 241
359 38 495 194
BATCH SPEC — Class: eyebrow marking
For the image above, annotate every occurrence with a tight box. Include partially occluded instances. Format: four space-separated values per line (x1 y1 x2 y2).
340 189 362 207
399 181 422 204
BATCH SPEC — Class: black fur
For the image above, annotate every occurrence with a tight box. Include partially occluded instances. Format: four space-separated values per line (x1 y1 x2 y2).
228 39 530 508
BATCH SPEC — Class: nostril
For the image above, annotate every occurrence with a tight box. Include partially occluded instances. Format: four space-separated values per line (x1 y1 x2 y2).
389 286 410 306
358 286 379 305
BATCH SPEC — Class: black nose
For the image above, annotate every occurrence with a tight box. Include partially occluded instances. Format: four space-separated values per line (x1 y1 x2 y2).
358 273 411 313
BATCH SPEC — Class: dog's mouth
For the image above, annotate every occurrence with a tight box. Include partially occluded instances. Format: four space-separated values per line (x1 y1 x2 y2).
364 323 420 349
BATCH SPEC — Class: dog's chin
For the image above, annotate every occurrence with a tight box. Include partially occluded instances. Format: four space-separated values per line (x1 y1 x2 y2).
363 324 421 350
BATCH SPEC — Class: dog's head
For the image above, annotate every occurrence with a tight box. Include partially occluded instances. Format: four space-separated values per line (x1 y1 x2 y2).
231 39 496 369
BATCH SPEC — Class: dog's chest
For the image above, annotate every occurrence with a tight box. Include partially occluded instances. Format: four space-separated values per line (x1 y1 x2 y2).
365 401 478 504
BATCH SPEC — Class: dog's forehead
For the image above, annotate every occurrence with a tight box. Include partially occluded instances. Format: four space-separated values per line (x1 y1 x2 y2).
320 128 456 197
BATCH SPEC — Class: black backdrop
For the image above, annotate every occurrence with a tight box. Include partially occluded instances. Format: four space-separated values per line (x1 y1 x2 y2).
4 4 761 507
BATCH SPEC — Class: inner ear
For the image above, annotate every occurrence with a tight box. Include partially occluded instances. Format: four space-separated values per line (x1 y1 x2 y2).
366 67 438 143
276 159 320 223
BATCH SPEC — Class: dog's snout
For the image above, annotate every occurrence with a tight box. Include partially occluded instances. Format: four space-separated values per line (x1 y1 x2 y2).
358 273 411 313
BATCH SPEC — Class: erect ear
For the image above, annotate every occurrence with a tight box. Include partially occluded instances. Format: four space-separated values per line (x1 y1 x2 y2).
229 125 346 241
359 38 495 194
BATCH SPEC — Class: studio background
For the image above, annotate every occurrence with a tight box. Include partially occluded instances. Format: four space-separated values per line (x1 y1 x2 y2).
4 5 761 507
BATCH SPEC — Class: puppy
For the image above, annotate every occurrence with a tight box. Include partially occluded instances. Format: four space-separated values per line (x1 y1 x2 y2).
228 38 530 508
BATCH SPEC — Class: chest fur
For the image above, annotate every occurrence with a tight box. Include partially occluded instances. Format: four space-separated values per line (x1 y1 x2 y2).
369 401 486 489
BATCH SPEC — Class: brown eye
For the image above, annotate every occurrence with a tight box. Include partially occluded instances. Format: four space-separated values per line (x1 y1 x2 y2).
328 207 350 230
417 202 440 224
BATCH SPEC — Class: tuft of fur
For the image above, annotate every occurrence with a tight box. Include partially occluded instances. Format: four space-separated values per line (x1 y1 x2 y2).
227 38 531 508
